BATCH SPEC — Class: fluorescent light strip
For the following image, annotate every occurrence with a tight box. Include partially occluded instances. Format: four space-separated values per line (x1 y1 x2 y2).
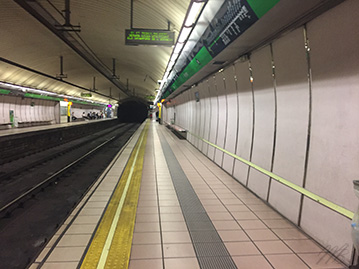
178 27 192 43
156 0 206 103
185 2 205 27
173 43 184 54
0 81 107 106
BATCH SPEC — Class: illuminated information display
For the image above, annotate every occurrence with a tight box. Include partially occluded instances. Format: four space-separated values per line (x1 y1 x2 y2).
125 29 175 46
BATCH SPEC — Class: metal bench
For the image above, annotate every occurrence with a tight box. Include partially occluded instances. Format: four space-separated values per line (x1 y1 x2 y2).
0 123 12 130
165 121 187 140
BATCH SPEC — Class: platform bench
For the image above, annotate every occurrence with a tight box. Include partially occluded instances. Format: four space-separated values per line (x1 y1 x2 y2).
165 122 187 140
0 123 12 130
18 120 52 128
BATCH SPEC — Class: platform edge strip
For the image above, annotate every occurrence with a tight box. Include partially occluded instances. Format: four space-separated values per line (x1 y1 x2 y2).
104 123 148 268
80 122 148 269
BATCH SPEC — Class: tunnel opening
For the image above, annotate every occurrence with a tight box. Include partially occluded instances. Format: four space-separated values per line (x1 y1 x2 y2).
117 100 148 123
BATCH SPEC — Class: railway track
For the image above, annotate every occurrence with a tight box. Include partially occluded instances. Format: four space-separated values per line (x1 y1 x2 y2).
0 122 140 269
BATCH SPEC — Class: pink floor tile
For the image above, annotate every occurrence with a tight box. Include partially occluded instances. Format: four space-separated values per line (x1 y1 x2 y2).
212 189 233 194
246 229 279 241
284 239 324 254
46 246 85 262
157 186 175 191
218 230 250 242
207 212 234 221
216 193 238 200
136 207 158 214
135 214 159 223
162 231 191 244
134 222 160 233
232 211 258 220
238 220 267 230
163 243 196 258
193 189 213 194
255 211 283 220
241 198 265 205
132 232 161 245
221 199 244 205
130 244 162 259
197 193 218 199
254 240 293 254
157 190 177 195
202 204 228 212
159 206 182 214
212 220 242 230
298 253 346 268
225 242 261 256
161 222 188 232
138 200 158 207
138 195 158 201
226 204 251 212
160 213 185 222
129 258 163 269
262 219 294 229
200 199 222 206
232 255 273 269
159 200 180 207
272 229 308 240
164 258 200 269
158 195 178 201
266 254 309 269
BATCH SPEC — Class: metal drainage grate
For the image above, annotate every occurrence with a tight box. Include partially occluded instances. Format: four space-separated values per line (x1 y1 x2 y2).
158 130 237 269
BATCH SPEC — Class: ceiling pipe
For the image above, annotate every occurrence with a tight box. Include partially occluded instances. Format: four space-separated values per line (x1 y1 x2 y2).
64 0 71 27
130 0 134 29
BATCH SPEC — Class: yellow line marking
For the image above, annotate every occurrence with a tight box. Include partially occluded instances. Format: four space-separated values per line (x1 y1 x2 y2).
187 131 354 219
97 132 145 268
81 123 148 268
105 127 148 268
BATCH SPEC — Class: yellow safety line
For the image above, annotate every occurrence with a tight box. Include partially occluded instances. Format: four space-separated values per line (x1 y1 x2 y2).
187 131 354 219
81 123 148 269
104 128 147 268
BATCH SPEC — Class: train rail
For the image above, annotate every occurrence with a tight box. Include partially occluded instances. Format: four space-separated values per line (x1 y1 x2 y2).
0 122 140 269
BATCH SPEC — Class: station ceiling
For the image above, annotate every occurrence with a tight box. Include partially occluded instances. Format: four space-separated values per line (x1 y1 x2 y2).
0 0 342 105
0 0 191 104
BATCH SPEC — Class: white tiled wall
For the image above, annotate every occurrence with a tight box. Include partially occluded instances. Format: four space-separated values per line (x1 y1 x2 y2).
0 95 57 124
202 80 211 155
232 60 253 186
222 66 237 175
269 27 309 224
214 71 226 167
208 76 218 161
161 0 359 264
247 45 275 201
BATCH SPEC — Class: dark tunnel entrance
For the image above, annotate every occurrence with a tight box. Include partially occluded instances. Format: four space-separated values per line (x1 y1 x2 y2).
117 100 148 123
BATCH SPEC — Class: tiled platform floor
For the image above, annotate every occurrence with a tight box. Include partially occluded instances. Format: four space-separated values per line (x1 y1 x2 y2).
32 121 347 268
129 123 347 269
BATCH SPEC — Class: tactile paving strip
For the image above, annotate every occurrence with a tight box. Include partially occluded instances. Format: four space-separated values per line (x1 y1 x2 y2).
159 131 237 269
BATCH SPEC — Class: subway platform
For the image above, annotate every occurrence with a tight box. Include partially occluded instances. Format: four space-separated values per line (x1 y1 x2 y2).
31 120 347 269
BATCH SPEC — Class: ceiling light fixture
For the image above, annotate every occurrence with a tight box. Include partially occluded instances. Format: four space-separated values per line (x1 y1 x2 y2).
156 0 207 104
185 1 205 27
178 27 192 43
0 81 108 106
173 43 184 54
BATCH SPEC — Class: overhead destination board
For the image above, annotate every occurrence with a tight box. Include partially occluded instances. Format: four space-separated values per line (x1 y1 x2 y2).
125 29 175 46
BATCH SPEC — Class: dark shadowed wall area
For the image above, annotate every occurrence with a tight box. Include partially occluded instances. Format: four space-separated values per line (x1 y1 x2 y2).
117 101 148 123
